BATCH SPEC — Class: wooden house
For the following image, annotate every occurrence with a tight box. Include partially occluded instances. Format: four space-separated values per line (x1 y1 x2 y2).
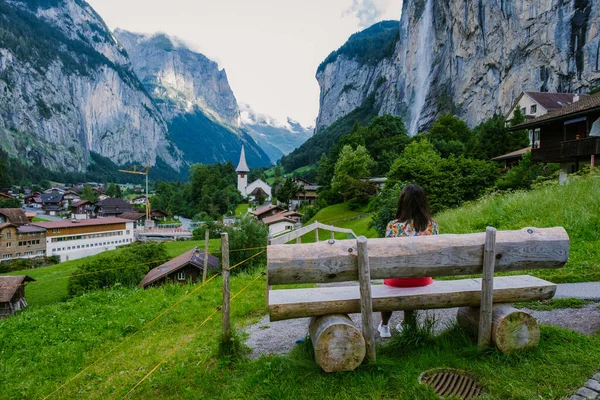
509 92 600 173
41 192 64 215
250 204 284 221
150 209 169 221
138 248 219 288
70 199 92 219
94 198 134 218
119 212 147 229
0 276 35 317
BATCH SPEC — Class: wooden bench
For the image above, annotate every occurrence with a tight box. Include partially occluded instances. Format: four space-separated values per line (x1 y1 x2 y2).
266 227 570 372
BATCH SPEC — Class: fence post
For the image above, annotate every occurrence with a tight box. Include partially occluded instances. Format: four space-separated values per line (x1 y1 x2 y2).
202 229 209 283
221 232 231 344
266 235 272 307
356 236 376 362
478 227 497 349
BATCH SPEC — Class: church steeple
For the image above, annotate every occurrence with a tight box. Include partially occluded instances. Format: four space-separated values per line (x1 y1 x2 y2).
236 146 250 173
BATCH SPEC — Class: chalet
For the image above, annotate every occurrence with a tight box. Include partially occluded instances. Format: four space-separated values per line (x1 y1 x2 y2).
62 189 80 204
0 208 29 225
509 92 600 173
250 204 285 221
150 209 169 221
505 92 589 123
94 198 134 218
0 276 35 317
40 192 64 215
119 212 147 229
33 218 134 262
131 196 147 205
290 178 319 209
491 147 532 169
70 199 92 219
24 194 42 208
138 248 219 288
0 223 47 261
262 212 299 237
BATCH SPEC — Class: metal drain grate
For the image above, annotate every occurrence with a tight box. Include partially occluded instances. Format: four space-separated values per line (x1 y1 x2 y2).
420 369 482 399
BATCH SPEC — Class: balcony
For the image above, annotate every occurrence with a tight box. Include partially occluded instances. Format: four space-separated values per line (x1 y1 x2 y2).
531 137 600 163
561 136 600 159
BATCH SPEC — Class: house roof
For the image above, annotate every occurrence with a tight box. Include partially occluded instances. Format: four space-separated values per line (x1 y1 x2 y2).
138 248 220 287
151 209 169 217
119 212 146 221
251 204 282 217
262 212 298 225
235 145 250 173
71 199 91 208
32 217 131 229
0 276 35 303
0 208 29 225
0 222 16 231
0 192 13 199
40 193 63 203
17 225 46 234
512 92 600 130
281 210 302 218
491 147 532 162
525 92 588 112
44 205 62 211
95 198 133 214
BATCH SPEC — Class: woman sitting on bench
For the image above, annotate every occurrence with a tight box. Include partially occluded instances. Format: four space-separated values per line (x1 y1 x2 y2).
378 184 438 338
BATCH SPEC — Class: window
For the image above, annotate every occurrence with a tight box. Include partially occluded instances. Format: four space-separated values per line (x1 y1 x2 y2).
6 232 11 239
530 105 537 114
521 107 526 115
25 251 32 256
177 271 186 281
15 253 20 257
2 254 11 259
6 243 11 248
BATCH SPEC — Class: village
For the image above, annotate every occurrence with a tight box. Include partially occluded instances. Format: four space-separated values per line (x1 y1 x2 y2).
1 0 600 397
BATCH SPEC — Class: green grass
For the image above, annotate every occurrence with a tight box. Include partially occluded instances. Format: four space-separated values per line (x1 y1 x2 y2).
32 216 50 222
515 298 590 311
1 273 598 399
1 240 222 307
296 203 377 243
435 174 600 283
235 203 250 217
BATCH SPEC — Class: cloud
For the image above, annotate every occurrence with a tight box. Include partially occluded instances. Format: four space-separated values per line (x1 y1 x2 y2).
344 0 402 28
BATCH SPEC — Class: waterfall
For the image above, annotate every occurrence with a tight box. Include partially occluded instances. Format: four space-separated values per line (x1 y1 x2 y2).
409 0 434 136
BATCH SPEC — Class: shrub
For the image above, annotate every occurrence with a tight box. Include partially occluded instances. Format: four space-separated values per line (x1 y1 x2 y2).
0 256 60 273
222 216 269 274
67 242 170 297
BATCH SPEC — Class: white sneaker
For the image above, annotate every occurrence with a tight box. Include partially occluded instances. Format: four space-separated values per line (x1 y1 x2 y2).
378 322 391 338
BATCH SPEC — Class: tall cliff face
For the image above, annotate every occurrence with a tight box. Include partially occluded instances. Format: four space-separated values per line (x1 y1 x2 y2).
114 29 272 168
316 0 600 136
0 0 182 172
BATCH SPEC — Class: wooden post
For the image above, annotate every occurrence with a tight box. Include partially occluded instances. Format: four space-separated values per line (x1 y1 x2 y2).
330 231 335 240
221 232 231 344
356 236 376 362
202 229 209 283
478 227 497 349
296 236 302 244
315 229 319 242
309 314 366 372
266 236 272 307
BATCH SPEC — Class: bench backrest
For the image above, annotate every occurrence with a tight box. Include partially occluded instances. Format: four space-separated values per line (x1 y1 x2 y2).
267 227 569 286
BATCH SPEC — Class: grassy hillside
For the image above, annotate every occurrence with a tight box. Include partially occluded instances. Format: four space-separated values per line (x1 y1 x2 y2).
2 239 221 307
301 173 599 282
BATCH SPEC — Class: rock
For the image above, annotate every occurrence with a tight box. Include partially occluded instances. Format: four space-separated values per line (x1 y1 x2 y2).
315 0 600 135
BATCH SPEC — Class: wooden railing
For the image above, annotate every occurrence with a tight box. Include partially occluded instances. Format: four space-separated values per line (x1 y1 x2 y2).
268 221 357 245
561 137 600 159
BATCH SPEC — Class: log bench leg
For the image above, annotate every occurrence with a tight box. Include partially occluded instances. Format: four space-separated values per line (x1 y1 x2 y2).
457 305 540 353
308 314 366 372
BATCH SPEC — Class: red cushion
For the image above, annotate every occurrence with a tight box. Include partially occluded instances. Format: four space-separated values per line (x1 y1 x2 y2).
383 277 434 288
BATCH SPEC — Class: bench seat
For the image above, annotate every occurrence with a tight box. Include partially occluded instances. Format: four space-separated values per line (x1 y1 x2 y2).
269 275 555 321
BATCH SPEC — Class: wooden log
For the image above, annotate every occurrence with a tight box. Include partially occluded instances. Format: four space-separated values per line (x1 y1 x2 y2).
269 275 556 321
308 314 366 372
356 236 376 362
270 222 356 245
478 227 497 348
221 232 231 343
267 227 569 285
457 305 540 353
202 229 209 283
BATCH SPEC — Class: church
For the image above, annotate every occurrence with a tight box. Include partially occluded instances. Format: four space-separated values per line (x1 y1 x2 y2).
236 146 272 201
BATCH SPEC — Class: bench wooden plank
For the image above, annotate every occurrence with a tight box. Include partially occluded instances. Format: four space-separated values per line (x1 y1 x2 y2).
267 228 569 285
268 275 556 321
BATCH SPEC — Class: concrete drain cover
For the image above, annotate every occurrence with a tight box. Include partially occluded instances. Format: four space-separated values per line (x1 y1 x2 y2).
419 369 482 399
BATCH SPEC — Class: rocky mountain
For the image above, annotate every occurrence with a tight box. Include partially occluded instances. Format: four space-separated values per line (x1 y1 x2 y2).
315 0 600 136
240 104 313 163
0 0 182 173
113 29 272 168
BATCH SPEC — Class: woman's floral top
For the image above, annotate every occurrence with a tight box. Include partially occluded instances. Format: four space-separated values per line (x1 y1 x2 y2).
385 219 439 238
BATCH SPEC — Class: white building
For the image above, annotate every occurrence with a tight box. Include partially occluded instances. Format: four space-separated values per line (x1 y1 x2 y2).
32 218 135 262
236 146 272 201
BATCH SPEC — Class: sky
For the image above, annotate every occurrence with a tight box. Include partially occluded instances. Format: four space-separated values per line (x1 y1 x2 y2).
87 0 403 127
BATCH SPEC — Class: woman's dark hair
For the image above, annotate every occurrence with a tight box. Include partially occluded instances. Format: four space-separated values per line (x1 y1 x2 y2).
395 184 432 232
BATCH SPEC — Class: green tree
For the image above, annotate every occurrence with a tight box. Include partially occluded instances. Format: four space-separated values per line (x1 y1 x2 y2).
0 158 10 189
275 177 300 208
471 114 530 160
223 216 269 273
496 152 560 190
80 184 99 203
105 183 117 198
425 114 473 158
115 185 122 199
0 198 20 208
331 145 374 202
